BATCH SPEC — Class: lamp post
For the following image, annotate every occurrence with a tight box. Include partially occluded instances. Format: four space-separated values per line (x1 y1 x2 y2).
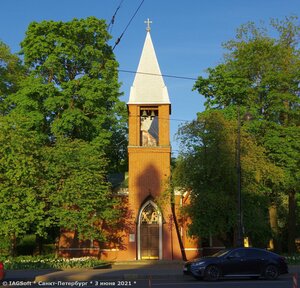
236 106 253 247
236 105 243 247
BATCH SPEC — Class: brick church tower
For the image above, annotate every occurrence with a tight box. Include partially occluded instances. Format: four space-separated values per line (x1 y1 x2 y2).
57 20 199 261
125 20 182 260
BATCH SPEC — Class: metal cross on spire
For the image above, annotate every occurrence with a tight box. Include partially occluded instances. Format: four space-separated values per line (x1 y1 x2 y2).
144 18 152 32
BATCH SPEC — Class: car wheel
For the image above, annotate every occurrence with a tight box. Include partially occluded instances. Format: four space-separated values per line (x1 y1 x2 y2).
264 265 279 280
204 265 221 281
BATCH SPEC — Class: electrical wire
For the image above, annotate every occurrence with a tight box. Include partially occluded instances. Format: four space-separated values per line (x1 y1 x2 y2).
108 0 125 33
118 69 198 81
113 0 145 50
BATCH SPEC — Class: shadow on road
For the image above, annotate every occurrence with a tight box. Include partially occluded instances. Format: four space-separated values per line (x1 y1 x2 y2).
4 269 61 282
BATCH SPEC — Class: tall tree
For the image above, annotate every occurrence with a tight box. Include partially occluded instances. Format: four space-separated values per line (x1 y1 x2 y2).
0 17 128 248
19 17 127 241
175 110 281 247
20 17 127 148
194 16 300 252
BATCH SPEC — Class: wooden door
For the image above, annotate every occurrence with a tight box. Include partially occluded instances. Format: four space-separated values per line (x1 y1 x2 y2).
141 223 159 259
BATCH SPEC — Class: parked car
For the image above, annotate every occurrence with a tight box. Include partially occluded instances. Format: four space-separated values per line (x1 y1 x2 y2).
183 247 288 281
0 261 5 280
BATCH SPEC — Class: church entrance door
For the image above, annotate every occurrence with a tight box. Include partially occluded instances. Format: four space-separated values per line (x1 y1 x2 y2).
141 223 159 259
138 201 161 260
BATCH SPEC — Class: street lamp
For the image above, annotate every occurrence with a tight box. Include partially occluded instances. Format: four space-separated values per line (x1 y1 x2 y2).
236 105 243 247
236 106 252 247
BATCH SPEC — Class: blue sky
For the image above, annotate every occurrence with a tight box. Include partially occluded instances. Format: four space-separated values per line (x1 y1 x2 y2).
1 0 299 155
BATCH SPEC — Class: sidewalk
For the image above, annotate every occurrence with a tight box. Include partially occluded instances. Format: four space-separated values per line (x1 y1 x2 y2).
4 261 184 282
3 263 300 282
37 261 184 281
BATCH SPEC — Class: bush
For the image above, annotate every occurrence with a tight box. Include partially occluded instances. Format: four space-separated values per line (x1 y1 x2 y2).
0 256 107 270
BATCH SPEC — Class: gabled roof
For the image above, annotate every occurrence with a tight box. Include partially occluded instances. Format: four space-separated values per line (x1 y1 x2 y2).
128 31 171 105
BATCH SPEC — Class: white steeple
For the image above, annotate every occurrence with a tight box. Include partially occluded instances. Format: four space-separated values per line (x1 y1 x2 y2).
128 20 170 105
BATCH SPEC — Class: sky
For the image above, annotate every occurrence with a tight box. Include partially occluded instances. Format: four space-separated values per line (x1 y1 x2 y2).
1 0 299 155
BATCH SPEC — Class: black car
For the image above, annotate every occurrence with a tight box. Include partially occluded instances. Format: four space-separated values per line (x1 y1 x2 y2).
183 247 288 281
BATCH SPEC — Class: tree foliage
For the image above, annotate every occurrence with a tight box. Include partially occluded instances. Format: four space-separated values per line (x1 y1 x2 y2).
45 138 120 241
19 17 127 150
177 16 299 251
176 110 282 246
0 41 24 114
0 114 46 254
0 17 128 253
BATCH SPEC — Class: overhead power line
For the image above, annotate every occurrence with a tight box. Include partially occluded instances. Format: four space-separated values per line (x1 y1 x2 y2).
113 0 145 50
118 69 198 81
108 0 125 33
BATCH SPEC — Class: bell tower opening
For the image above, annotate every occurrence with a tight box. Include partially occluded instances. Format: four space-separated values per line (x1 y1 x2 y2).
140 107 159 146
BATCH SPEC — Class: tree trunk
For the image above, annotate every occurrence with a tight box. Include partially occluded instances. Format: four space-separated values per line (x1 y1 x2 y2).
34 235 43 255
288 190 297 253
10 233 17 257
268 203 282 252
171 202 187 261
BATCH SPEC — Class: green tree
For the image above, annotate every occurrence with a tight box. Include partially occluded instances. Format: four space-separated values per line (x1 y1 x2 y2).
193 16 300 252
0 114 45 255
0 17 128 251
44 138 120 241
175 110 281 247
19 17 127 241
0 41 48 255
20 17 126 140
2 77 63 253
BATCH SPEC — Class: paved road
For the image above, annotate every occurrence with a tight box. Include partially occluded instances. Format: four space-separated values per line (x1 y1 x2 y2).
148 276 293 288
1 276 294 288
1 263 299 288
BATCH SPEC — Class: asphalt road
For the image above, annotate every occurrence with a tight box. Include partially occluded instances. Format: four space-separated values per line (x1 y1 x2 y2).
1 275 294 288
148 277 293 288
2 276 293 288
2 263 299 288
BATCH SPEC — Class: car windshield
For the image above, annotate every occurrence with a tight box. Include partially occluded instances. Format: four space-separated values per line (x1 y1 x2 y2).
212 249 231 257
